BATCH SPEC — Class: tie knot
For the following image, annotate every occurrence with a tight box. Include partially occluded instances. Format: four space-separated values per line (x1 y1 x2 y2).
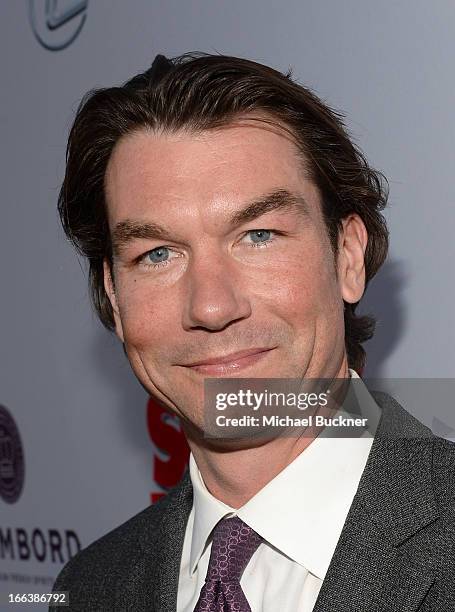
206 516 262 583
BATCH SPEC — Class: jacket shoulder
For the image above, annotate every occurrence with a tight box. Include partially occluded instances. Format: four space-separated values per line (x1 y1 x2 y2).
52 476 190 609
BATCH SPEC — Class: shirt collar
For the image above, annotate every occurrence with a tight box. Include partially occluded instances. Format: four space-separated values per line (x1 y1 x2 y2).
189 454 235 576
189 369 381 579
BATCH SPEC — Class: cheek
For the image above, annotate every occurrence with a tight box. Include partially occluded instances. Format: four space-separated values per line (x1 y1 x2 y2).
115 279 177 350
252 246 340 321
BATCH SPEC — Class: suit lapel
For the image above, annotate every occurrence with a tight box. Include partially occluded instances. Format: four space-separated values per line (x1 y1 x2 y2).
114 469 193 611
152 471 193 611
314 392 439 612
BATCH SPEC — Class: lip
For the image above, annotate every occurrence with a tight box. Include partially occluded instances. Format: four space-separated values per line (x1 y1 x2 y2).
182 347 275 375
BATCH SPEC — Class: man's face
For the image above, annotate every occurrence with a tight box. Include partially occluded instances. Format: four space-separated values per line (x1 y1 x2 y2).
103 119 366 432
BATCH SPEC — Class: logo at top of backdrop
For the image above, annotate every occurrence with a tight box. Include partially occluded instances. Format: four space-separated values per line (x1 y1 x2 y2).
0 405 25 504
29 0 89 51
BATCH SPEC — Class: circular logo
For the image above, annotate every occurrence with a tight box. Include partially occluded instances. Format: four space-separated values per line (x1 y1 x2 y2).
0 405 25 504
28 0 89 51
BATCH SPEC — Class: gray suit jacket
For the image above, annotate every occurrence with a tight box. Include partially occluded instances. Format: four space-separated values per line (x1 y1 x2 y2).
52 392 455 611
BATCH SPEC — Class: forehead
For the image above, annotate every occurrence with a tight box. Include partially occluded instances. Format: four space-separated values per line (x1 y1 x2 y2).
104 119 319 225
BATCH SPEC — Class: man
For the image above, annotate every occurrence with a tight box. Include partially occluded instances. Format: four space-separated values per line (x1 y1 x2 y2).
53 53 455 611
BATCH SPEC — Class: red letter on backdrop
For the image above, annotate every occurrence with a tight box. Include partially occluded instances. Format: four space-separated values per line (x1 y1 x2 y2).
147 398 190 503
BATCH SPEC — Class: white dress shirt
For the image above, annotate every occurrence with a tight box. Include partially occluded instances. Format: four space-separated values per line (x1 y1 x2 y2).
177 370 382 611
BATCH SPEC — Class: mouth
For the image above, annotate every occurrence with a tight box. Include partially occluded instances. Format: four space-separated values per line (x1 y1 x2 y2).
181 347 276 375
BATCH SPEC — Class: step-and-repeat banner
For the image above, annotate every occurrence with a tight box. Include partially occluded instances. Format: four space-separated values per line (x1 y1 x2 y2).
1 1 454 607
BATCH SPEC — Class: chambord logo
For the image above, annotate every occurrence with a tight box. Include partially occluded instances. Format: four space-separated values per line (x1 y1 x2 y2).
29 0 89 51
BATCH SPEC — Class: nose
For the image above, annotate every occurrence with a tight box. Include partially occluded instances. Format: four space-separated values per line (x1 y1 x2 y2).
182 251 251 331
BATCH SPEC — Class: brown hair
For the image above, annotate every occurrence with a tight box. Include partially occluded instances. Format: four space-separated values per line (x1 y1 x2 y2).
58 52 389 372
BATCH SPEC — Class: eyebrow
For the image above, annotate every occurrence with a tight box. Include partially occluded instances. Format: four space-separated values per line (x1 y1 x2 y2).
111 189 309 257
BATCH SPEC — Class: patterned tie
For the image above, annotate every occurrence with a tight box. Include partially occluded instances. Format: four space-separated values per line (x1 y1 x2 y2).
194 516 263 612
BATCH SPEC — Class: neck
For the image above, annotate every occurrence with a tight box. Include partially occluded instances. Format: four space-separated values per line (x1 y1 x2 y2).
184 357 350 509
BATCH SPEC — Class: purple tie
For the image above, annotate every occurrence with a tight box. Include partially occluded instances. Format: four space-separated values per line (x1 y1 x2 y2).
193 516 263 612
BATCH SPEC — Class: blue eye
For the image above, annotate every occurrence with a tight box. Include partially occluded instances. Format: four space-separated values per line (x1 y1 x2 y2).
248 230 272 243
147 247 170 263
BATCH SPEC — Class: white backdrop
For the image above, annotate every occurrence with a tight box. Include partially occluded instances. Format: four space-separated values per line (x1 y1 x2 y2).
1 1 454 607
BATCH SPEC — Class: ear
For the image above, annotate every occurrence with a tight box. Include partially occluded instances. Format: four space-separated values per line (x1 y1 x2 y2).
103 258 125 343
337 214 368 303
